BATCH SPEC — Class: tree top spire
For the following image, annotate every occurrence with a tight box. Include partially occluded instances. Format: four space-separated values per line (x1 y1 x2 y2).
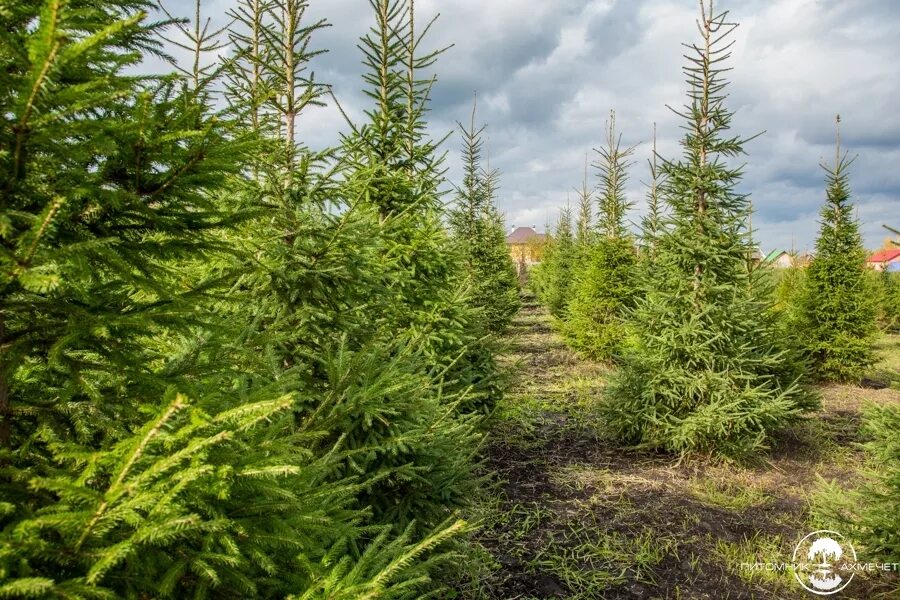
835 113 842 167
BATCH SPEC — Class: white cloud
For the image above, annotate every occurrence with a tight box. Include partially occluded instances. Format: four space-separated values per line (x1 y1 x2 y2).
153 0 900 249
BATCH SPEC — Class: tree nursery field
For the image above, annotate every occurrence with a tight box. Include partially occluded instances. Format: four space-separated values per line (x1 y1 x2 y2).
1 0 897 598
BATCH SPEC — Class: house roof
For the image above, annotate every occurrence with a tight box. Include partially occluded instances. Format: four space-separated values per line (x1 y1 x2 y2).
868 248 900 264
763 249 789 263
506 226 546 245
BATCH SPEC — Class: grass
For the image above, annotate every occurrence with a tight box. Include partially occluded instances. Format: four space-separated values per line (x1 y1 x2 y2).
687 475 770 511
713 533 796 590
535 526 671 597
549 464 656 495
505 502 555 541
874 333 900 373
461 293 900 599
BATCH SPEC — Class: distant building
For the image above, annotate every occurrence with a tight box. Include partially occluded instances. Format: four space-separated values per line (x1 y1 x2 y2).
794 252 814 268
749 246 765 265
763 249 794 269
867 248 900 272
506 226 546 270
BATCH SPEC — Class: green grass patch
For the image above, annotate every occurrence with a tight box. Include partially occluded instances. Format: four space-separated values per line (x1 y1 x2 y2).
874 333 900 373
713 533 796 591
687 476 770 511
533 523 673 598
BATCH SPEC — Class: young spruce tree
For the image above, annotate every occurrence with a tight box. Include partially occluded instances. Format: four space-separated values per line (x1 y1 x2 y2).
450 100 520 333
796 117 877 382
564 111 638 360
532 207 576 317
601 1 818 457
640 124 665 260
878 269 900 332
223 0 486 554
0 2 425 597
345 0 503 416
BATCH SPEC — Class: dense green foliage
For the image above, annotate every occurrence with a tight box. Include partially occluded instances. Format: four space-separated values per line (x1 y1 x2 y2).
1 0 895 595
772 266 806 317
531 208 576 318
563 113 638 360
344 1 505 419
0 0 511 596
815 403 900 565
562 237 637 360
877 270 900 332
449 105 520 334
599 4 818 457
795 146 877 382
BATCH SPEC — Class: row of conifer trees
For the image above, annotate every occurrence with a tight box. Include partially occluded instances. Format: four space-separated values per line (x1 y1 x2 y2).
0 0 519 597
533 1 877 455
532 0 897 567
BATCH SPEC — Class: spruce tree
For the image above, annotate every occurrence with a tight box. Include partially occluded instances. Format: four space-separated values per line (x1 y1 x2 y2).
773 265 807 323
564 111 638 360
532 207 576 317
600 1 818 457
0 1 471 596
257 0 495 539
449 100 520 333
574 158 594 249
345 0 503 416
640 124 665 258
815 404 900 567
221 0 489 542
217 0 477 587
0 0 251 453
878 269 900 332
796 117 877 382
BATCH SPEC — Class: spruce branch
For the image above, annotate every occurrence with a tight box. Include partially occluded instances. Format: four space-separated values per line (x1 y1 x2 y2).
75 395 188 551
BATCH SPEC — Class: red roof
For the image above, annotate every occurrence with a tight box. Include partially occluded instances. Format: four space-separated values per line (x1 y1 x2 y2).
506 226 546 245
868 249 900 263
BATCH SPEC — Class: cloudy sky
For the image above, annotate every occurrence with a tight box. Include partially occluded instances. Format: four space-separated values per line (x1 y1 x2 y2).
160 0 899 251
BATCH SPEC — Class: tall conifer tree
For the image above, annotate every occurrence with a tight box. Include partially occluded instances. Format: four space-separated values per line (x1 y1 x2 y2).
329 0 499 527
797 117 877 381
219 0 480 591
640 124 665 258
575 157 594 249
601 1 817 457
345 0 504 411
450 100 520 333
564 112 638 360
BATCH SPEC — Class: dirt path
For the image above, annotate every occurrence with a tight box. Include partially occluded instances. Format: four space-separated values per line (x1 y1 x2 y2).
463 294 900 600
